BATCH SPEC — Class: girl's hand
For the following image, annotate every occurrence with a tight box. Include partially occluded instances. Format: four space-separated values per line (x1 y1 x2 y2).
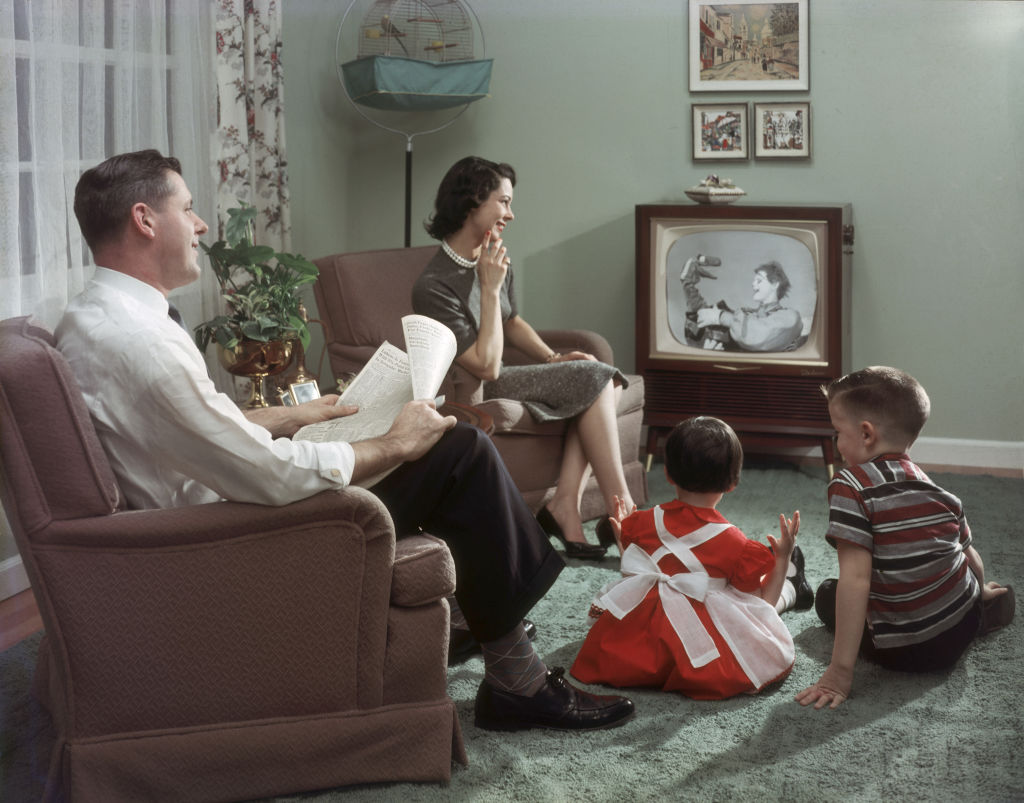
609 494 636 540
767 510 799 559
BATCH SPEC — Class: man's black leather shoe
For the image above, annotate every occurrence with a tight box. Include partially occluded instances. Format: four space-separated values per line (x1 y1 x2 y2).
474 667 635 731
449 619 537 664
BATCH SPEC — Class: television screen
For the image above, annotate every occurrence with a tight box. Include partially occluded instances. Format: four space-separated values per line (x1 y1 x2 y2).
646 215 832 372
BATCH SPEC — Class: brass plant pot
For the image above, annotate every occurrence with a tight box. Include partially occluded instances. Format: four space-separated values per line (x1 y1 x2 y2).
217 338 294 408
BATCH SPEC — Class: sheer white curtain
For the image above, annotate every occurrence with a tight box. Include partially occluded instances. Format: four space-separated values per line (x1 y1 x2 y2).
0 0 217 332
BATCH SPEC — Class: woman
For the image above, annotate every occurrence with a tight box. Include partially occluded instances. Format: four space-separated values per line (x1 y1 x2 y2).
695 261 803 352
412 156 634 560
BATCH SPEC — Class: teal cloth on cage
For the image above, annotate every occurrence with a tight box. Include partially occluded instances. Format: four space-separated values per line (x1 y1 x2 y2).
342 56 492 111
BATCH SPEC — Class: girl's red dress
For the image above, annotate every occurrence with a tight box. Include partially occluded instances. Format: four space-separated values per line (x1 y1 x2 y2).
571 500 795 699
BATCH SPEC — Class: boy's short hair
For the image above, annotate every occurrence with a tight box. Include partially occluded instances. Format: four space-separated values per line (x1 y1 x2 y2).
74 149 182 252
664 416 743 493
823 366 931 443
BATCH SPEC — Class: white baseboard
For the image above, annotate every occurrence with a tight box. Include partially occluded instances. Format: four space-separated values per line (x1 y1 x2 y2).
748 436 1023 478
910 437 1024 476
0 555 30 601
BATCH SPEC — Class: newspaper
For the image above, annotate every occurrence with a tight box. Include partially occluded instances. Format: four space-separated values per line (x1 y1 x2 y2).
293 314 457 446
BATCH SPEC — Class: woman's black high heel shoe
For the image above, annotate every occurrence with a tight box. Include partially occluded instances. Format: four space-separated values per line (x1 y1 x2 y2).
536 507 607 560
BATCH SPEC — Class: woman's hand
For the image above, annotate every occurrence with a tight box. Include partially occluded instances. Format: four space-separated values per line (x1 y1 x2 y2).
549 349 596 363
477 230 510 294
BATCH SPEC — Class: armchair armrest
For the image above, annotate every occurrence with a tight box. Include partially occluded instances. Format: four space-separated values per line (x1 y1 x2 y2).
504 328 614 366
30 488 404 736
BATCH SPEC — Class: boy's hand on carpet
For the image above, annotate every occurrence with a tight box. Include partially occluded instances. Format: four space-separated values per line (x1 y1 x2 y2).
981 581 1009 602
795 664 851 709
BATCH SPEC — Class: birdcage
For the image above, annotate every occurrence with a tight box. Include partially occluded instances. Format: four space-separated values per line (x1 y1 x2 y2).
336 0 491 244
341 0 491 112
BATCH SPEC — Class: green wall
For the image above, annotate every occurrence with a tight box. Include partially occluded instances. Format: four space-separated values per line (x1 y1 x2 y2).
285 0 1024 444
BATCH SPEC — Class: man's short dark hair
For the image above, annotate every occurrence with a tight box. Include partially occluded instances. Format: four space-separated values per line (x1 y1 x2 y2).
425 156 516 241
74 149 182 252
664 416 743 493
823 366 931 444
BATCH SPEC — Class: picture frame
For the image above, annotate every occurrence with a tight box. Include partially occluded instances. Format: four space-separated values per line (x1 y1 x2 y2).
277 389 296 407
689 0 809 92
754 101 811 159
692 103 749 161
289 380 321 405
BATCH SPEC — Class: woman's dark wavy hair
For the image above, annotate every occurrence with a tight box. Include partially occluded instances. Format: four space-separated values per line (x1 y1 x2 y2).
756 260 791 300
664 416 743 493
424 156 516 241
74 149 182 252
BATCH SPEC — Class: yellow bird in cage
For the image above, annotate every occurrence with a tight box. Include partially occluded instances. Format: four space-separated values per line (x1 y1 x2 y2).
380 14 409 55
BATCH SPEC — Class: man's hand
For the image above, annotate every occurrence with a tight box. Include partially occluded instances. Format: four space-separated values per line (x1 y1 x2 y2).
384 400 457 462
244 394 357 438
795 664 852 709
349 400 456 485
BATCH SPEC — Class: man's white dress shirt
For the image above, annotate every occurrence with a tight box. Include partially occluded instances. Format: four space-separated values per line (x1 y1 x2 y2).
55 267 355 509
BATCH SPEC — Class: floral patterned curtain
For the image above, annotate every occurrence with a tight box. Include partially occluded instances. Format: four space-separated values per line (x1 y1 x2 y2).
214 0 291 251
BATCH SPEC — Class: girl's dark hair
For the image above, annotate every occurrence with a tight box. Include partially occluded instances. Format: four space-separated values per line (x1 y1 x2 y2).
424 156 516 240
664 416 743 493
74 149 182 252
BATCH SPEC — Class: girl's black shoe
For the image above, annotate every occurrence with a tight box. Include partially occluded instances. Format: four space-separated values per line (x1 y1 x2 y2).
536 507 607 560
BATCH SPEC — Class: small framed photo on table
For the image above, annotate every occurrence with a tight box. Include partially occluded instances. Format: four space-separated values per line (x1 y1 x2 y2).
754 102 811 159
692 103 749 161
289 380 321 405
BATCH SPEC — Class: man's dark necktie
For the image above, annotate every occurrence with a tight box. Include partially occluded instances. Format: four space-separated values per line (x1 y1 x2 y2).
167 302 188 331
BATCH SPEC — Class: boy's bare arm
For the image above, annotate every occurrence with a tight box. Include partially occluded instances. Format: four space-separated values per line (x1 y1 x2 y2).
795 541 871 709
965 545 1011 601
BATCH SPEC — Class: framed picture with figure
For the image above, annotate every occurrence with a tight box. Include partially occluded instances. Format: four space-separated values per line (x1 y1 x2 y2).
692 103 749 161
754 102 811 158
289 380 321 405
689 0 809 92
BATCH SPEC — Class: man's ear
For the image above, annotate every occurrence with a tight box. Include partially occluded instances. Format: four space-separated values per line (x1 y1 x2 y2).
130 202 156 239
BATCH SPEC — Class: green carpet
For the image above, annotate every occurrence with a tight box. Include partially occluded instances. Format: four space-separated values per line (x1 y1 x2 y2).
2 459 1021 802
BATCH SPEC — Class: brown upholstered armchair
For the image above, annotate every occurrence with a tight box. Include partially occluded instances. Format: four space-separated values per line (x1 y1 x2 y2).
0 316 465 801
312 246 648 519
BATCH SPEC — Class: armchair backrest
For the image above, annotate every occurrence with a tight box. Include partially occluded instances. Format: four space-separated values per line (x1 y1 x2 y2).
0 317 122 540
313 246 438 381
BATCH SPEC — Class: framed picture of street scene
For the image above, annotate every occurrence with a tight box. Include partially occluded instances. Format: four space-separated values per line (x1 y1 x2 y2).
754 102 811 158
692 103 749 161
689 0 809 92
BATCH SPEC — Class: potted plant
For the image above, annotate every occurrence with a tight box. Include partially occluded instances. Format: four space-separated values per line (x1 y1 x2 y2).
194 203 320 407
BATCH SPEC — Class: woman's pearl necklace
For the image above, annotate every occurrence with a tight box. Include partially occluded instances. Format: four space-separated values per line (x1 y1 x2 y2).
441 239 478 270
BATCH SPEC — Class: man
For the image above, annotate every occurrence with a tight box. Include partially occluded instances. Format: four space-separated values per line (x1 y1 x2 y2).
56 150 634 732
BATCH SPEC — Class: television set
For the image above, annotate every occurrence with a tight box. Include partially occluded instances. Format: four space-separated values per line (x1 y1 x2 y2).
635 203 853 472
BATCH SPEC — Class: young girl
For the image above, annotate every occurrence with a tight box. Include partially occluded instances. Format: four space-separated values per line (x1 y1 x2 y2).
571 416 802 699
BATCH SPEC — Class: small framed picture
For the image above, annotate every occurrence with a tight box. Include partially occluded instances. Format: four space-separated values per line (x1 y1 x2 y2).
689 0 809 92
289 380 321 405
754 102 811 159
693 103 749 161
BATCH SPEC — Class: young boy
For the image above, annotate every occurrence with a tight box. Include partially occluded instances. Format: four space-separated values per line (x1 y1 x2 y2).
796 367 1014 710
